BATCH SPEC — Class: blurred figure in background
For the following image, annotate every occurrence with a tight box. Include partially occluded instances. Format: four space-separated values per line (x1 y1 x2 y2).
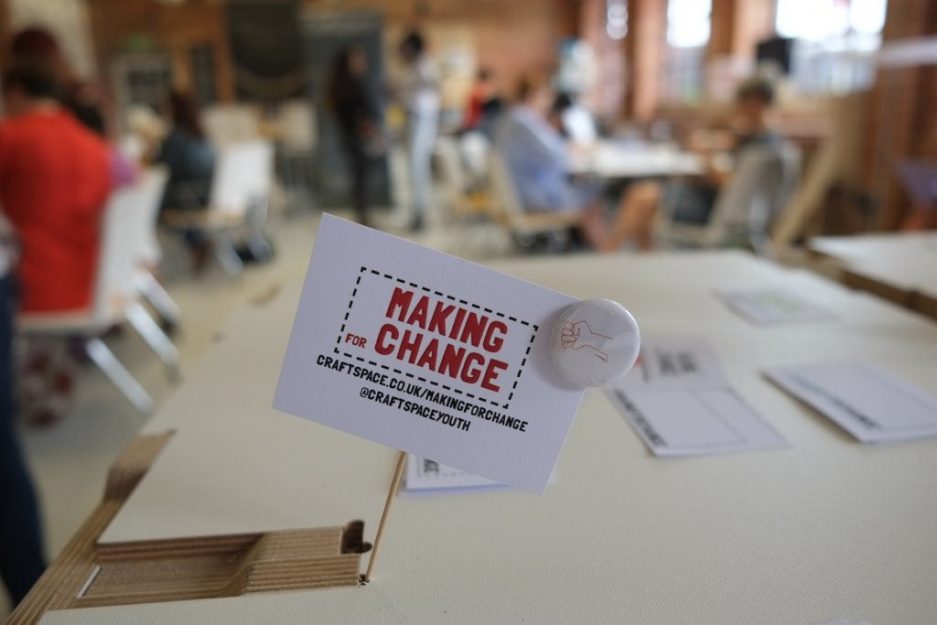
157 91 216 272
1 63 112 427
462 67 503 137
672 76 785 228
327 46 381 227
10 27 106 136
551 91 598 146
0 59 115 601
398 30 439 232
496 73 660 251
0 210 44 607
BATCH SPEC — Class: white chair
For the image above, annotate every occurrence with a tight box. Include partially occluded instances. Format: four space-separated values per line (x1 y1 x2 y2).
19 179 182 414
658 142 801 252
433 137 499 255
163 140 275 275
435 136 470 217
202 104 261 149
488 151 582 250
126 167 182 331
460 131 491 190
276 100 317 210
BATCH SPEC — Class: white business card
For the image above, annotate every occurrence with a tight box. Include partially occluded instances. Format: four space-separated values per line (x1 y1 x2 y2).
765 363 937 443
618 336 728 390
607 386 787 457
404 455 500 492
274 215 584 493
606 336 787 457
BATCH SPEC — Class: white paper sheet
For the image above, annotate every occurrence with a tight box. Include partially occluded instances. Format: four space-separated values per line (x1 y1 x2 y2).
607 386 787 456
715 288 834 325
274 215 583 493
404 455 501 491
765 363 937 443
606 337 787 456
618 336 727 390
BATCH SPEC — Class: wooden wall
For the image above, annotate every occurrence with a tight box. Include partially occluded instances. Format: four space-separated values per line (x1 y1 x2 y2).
86 0 235 102
870 0 937 229
303 0 578 105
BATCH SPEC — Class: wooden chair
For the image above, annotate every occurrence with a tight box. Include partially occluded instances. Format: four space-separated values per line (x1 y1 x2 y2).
435 136 494 221
488 151 582 251
657 141 801 252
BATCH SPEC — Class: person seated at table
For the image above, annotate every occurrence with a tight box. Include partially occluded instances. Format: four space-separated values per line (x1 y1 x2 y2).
156 91 216 272
551 91 598 146
495 73 660 251
1 62 112 414
669 76 788 229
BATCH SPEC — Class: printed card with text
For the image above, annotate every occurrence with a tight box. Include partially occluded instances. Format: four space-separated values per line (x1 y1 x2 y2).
404 455 500 492
274 215 584 492
765 363 937 443
605 336 788 457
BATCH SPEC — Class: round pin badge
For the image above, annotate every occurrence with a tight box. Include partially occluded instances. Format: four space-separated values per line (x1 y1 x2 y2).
550 299 641 388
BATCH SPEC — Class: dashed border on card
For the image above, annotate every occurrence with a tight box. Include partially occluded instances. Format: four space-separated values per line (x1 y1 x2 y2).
334 266 540 410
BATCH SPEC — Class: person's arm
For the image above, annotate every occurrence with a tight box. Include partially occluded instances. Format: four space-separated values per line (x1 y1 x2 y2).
521 114 570 169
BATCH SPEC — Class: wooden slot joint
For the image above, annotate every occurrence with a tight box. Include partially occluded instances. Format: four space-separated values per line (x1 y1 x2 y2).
8 432 371 625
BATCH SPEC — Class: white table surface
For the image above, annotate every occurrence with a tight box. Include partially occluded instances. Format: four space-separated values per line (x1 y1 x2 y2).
41 251 937 625
570 141 703 179
810 232 937 299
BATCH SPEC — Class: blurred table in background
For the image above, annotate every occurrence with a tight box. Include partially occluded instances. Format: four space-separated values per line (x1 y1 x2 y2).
570 140 703 180
17 251 937 625
810 232 937 322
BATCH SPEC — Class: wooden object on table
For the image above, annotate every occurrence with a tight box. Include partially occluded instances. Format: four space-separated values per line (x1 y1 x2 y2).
362 450 407 583
771 92 870 248
9 433 370 625
809 232 937 322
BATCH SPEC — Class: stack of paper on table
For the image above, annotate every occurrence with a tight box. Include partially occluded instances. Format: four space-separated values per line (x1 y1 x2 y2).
715 287 835 325
605 336 788 457
766 363 937 444
404 455 501 492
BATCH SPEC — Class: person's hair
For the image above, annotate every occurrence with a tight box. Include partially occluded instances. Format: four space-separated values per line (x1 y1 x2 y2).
514 72 551 103
167 90 205 138
551 91 574 115
735 76 775 106
2 62 59 100
327 46 362 110
400 31 425 56
10 27 61 61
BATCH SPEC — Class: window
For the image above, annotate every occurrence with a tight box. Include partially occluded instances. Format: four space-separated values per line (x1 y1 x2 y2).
776 0 888 94
606 0 628 41
662 0 711 102
667 0 711 48
776 0 886 49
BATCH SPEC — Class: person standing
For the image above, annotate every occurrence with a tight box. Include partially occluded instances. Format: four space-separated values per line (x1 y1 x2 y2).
398 30 439 232
0 61 110 605
327 46 381 227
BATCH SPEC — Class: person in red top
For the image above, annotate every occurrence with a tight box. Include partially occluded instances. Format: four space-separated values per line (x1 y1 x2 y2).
0 63 111 313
